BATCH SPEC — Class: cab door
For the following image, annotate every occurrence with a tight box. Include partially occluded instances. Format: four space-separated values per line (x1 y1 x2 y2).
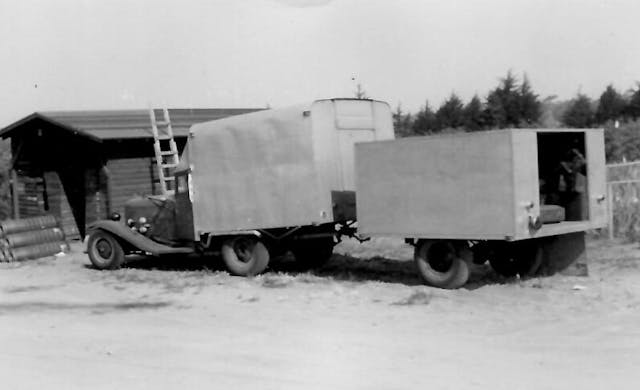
174 171 195 241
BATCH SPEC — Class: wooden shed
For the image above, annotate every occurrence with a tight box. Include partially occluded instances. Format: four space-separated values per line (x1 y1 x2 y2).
0 108 261 238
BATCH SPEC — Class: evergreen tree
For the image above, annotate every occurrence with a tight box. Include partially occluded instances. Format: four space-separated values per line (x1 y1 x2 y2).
435 93 465 130
411 101 438 135
463 94 484 131
484 71 521 128
518 75 542 126
562 94 595 128
393 103 414 137
354 83 368 99
596 84 625 123
483 71 542 128
625 84 640 120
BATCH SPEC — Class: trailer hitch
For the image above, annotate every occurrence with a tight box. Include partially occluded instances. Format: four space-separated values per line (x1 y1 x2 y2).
335 221 370 243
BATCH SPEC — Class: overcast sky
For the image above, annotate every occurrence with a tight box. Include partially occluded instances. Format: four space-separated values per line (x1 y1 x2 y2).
1 0 640 125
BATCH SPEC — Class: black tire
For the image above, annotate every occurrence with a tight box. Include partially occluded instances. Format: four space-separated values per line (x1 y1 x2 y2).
291 236 335 269
414 240 469 289
221 236 270 276
489 240 543 277
87 230 125 270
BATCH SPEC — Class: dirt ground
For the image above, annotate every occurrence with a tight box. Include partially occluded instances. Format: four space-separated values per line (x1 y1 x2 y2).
1 237 639 389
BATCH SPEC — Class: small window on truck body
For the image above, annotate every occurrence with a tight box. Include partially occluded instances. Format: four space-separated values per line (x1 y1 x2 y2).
334 100 375 130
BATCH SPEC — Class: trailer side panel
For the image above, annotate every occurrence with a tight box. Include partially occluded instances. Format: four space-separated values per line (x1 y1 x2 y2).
355 131 515 239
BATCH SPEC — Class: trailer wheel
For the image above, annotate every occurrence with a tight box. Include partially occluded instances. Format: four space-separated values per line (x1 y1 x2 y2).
221 236 270 276
489 241 543 277
291 236 335 269
87 230 125 270
414 240 469 289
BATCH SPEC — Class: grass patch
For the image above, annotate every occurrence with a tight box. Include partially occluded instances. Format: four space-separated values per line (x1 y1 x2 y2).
260 274 294 288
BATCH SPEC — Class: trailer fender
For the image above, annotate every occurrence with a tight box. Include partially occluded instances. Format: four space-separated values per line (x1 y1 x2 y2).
87 221 194 256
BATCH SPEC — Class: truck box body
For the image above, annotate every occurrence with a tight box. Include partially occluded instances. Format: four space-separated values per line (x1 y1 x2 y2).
180 99 394 237
355 129 607 241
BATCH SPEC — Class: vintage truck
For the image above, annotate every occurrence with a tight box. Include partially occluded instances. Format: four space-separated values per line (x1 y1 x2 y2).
87 98 394 275
87 98 607 288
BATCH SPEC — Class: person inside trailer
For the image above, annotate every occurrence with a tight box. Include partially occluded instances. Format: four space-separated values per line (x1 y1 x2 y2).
546 147 587 221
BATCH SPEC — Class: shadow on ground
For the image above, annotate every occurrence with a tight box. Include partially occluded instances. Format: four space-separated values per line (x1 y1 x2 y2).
87 251 514 289
84 253 225 272
269 254 512 289
299 254 425 286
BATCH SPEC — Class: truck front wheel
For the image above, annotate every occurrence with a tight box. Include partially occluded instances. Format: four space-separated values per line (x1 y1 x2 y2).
221 236 270 276
87 230 125 270
414 239 469 289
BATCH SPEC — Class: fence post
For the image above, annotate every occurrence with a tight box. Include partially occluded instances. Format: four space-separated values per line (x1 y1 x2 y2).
607 182 614 240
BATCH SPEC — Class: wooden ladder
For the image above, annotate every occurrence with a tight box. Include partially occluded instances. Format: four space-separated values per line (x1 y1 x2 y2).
149 108 179 195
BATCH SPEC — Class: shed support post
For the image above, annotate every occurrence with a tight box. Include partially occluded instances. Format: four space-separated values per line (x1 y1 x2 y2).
11 169 20 219
100 165 112 216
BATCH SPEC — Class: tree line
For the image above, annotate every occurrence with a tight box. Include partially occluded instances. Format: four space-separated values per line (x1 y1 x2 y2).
383 71 640 162
393 71 542 136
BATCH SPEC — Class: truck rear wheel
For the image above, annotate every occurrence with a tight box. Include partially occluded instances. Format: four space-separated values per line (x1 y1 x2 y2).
291 236 335 269
414 240 469 289
87 230 125 270
221 236 270 276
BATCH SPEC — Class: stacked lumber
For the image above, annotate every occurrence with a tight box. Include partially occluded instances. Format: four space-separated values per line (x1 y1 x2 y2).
0 215 69 262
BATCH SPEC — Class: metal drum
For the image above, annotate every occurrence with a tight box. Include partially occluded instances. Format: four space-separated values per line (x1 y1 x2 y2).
4 228 65 249
0 215 59 236
9 242 68 262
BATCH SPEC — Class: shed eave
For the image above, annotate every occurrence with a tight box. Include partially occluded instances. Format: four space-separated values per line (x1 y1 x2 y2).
0 113 103 143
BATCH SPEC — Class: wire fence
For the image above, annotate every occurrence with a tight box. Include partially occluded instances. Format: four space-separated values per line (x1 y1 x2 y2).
607 161 640 240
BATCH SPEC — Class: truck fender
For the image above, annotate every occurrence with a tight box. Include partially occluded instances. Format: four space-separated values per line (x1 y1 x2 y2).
86 220 194 256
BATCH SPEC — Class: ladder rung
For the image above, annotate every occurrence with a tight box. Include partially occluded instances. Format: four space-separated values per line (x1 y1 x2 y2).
150 107 177 196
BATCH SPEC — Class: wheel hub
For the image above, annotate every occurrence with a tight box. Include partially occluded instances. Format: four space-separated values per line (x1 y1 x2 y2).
427 243 454 272
96 239 113 259
234 239 255 263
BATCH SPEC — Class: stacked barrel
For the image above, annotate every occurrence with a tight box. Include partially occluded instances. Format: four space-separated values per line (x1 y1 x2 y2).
0 215 69 262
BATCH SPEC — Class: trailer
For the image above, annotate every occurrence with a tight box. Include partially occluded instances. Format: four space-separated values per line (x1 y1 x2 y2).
355 128 607 288
86 98 394 275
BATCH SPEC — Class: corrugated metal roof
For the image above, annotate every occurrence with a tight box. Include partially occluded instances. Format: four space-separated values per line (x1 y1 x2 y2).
0 108 264 140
